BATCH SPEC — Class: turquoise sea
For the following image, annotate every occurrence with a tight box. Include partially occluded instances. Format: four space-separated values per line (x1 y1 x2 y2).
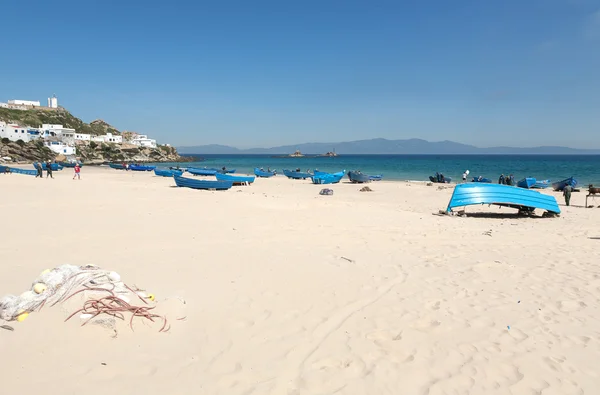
152 155 600 186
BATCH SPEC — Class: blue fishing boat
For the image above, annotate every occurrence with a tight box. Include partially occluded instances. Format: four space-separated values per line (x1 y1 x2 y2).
59 162 83 168
283 169 312 179
254 168 277 178
109 163 126 169
552 177 577 191
472 176 492 183
154 168 183 177
187 168 217 176
215 173 255 184
446 183 561 215
369 175 383 181
174 175 233 190
0 165 38 176
314 170 345 177
33 162 63 171
532 179 550 189
206 168 236 174
517 177 536 189
311 173 344 184
348 171 371 183
129 164 156 171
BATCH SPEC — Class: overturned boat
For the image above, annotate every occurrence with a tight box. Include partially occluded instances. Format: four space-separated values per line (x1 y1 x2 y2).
446 184 560 215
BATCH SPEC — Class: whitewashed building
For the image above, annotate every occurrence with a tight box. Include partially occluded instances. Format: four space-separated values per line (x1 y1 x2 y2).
0 122 41 142
44 140 76 155
130 134 157 148
48 95 58 109
8 99 40 107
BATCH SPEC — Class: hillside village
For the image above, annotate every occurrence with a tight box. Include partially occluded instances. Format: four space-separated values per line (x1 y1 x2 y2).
0 95 184 163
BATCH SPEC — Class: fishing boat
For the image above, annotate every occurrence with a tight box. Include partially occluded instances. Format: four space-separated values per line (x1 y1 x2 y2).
129 164 156 171
311 173 344 184
154 168 184 177
347 171 371 183
552 177 578 191
532 179 550 189
314 170 345 177
187 168 217 176
369 175 383 181
0 165 38 176
33 162 63 171
59 162 83 168
254 168 277 178
108 163 126 170
517 177 536 189
206 168 236 174
174 175 233 190
429 175 451 183
283 169 312 179
446 184 561 215
471 176 492 183
215 173 255 185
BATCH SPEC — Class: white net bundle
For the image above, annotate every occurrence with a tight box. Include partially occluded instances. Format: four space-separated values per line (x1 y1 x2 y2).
0 264 168 332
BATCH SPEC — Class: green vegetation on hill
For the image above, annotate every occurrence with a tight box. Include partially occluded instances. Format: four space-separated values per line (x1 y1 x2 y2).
0 107 120 136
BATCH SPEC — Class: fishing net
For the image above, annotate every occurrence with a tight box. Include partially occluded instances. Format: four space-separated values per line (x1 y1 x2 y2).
0 264 169 332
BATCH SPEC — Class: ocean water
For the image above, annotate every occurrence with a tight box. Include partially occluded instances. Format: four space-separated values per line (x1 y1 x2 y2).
151 154 600 185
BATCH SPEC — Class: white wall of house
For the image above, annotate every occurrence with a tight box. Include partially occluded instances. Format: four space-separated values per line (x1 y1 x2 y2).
44 141 76 155
8 99 40 106
0 122 37 142
130 135 157 148
75 133 90 141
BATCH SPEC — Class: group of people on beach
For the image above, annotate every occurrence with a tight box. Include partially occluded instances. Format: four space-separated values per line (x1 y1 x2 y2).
498 174 515 186
35 161 81 180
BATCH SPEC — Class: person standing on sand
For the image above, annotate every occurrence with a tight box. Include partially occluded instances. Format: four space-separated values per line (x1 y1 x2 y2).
73 163 81 180
563 184 572 206
46 161 53 179
498 174 505 184
35 162 43 178
462 172 467 182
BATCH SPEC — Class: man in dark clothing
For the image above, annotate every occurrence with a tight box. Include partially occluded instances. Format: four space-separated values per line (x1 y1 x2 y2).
46 161 53 179
35 162 43 178
563 185 573 206
498 174 505 184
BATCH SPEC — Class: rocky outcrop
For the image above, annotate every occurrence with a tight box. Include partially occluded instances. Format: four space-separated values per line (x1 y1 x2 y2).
75 142 188 164
89 119 120 136
0 139 55 163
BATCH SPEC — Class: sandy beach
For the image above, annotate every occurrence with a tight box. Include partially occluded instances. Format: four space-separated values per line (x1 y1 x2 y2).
1 166 599 395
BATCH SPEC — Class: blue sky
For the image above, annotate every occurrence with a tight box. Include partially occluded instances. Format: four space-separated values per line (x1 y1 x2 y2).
1 0 599 148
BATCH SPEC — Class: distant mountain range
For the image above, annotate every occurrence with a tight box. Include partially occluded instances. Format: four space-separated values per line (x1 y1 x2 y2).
177 138 600 155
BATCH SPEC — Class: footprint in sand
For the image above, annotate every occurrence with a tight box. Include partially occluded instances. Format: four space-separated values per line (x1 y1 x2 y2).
557 300 587 312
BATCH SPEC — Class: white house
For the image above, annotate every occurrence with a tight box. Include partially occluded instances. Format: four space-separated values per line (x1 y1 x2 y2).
8 99 40 107
0 122 40 142
91 133 123 144
0 103 7 108
44 140 76 155
130 134 157 148
48 95 58 109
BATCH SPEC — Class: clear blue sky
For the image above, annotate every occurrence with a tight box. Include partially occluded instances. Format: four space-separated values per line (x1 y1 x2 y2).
2 0 599 148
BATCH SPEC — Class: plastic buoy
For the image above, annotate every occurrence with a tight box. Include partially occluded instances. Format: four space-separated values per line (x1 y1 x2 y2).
33 283 47 294
147 294 155 302
16 312 29 322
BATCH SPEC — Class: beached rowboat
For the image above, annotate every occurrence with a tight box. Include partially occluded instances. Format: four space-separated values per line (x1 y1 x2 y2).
174 175 233 190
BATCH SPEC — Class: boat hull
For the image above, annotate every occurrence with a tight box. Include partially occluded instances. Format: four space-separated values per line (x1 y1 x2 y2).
429 176 451 183
311 174 343 184
129 165 156 171
254 168 276 177
187 168 218 176
33 162 63 171
552 177 577 191
154 169 183 177
446 183 561 215
471 177 492 183
1 165 38 175
206 168 236 174
174 175 233 190
109 163 126 169
532 180 550 189
348 171 371 183
59 162 83 168
215 173 255 184
517 177 536 189
283 169 312 179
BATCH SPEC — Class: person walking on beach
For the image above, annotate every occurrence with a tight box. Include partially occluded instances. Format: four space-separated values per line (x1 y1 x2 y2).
35 162 43 178
46 161 53 179
73 163 81 180
462 172 467 182
563 184 573 206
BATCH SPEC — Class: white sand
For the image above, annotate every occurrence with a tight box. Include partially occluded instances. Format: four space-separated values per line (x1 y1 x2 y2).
1 166 599 394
